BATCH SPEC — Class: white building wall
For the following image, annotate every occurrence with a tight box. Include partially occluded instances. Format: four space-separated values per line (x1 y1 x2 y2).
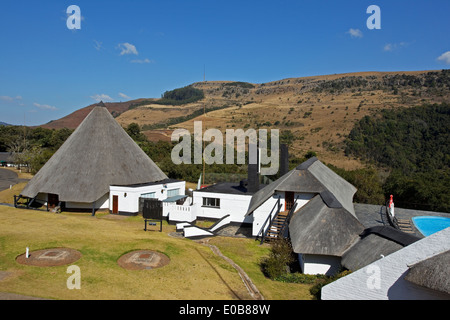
321 227 450 300
109 181 186 214
192 191 252 224
66 193 110 210
299 254 342 276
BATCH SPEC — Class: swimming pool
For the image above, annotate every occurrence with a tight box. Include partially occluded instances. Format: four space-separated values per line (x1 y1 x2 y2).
412 216 450 236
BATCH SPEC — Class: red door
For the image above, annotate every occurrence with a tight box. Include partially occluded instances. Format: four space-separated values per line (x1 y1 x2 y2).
112 195 119 214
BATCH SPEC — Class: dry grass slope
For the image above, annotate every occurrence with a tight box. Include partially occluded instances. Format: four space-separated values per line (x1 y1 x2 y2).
41 70 450 170
0 203 313 300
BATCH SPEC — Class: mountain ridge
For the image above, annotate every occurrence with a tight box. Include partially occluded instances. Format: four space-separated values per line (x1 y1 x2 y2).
38 69 450 169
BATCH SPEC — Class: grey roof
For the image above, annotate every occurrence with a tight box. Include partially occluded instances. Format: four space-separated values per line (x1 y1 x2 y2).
341 226 420 271
21 106 168 203
112 178 180 188
246 157 357 216
0 152 15 163
196 181 266 196
289 194 365 256
405 250 450 295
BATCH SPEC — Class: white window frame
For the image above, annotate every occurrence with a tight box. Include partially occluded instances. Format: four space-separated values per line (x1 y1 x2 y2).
202 197 220 208
141 192 156 199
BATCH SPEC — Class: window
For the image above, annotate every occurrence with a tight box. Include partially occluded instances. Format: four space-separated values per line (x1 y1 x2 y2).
167 188 180 197
141 192 156 199
202 197 220 208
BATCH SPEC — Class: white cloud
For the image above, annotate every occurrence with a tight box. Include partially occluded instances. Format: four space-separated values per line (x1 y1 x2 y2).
383 43 393 52
33 102 58 111
118 42 138 55
130 58 153 64
347 28 363 38
0 95 22 102
90 94 113 102
93 40 102 51
0 96 14 101
384 42 408 52
119 92 131 100
437 51 450 65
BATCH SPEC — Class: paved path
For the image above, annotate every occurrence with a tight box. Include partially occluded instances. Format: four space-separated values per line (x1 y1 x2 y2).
0 292 50 300
196 238 264 300
0 168 28 192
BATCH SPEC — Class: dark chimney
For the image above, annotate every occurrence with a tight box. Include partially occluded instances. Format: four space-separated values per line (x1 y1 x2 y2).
279 144 289 176
247 163 259 193
247 143 260 193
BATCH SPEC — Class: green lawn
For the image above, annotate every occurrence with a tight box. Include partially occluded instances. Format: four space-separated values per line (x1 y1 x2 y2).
0 206 313 300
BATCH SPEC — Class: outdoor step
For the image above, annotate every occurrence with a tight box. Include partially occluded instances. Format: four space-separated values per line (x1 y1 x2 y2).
264 236 279 242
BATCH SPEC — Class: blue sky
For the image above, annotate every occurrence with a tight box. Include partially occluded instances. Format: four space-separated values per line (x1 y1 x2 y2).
1 0 449 126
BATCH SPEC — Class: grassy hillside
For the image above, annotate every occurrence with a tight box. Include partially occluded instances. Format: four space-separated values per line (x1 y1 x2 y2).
114 70 449 170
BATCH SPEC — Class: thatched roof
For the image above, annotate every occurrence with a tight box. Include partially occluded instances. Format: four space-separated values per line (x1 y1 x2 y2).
289 193 365 256
21 106 168 203
341 226 420 271
245 157 361 256
404 250 450 295
246 157 357 216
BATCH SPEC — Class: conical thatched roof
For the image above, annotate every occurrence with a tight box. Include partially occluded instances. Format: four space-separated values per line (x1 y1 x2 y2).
21 106 168 203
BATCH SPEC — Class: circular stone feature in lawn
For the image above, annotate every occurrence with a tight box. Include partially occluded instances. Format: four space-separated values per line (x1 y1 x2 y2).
16 248 82 267
117 250 170 270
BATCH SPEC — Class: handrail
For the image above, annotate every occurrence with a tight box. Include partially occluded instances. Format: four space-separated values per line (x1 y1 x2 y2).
259 196 282 244
279 198 298 239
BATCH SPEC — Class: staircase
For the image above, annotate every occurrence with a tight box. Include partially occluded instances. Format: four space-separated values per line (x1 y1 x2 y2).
263 211 290 243
395 218 414 233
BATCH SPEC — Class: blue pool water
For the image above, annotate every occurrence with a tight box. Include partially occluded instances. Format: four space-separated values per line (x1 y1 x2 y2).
412 216 450 236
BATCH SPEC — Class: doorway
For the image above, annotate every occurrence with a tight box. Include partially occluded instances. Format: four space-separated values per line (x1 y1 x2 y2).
112 195 119 214
48 193 59 208
285 191 294 211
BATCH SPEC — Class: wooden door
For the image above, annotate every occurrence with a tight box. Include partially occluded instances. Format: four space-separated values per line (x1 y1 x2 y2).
112 195 119 214
285 191 294 211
